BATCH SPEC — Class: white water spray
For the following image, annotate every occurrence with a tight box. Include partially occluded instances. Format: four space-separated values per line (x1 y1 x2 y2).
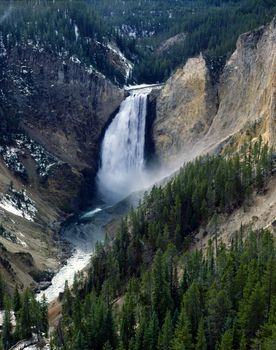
97 86 152 201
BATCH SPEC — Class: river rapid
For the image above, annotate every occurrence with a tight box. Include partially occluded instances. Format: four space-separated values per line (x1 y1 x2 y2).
37 85 157 302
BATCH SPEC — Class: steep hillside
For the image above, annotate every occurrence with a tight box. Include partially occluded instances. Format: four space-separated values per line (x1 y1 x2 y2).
50 140 276 350
153 17 276 165
202 18 276 152
0 1 133 85
1 44 124 173
0 36 123 291
153 55 217 165
91 0 276 82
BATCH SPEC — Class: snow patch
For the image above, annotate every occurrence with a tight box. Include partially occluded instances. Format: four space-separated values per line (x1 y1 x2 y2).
0 311 16 327
107 43 133 80
70 55 81 64
0 189 37 222
0 134 60 178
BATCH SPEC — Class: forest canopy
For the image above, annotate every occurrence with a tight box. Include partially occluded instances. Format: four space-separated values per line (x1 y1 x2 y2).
0 0 276 83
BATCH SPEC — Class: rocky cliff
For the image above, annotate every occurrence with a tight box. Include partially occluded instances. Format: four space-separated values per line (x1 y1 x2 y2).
1 44 124 172
153 55 217 164
0 43 123 289
153 17 276 165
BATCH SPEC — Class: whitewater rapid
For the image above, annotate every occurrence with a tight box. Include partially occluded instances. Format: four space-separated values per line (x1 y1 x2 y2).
37 85 155 302
36 207 107 302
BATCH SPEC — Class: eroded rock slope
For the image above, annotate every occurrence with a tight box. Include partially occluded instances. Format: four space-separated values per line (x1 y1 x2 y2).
0 43 123 289
153 17 276 165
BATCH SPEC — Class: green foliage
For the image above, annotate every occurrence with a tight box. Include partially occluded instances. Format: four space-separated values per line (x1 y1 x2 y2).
87 141 273 301
0 274 5 309
158 311 173 350
1 0 276 84
195 318 207 350
2 303 13 350
52 143 275 349
92 0 276 82
0 0 124 84
54 228 276 349
0 280 48 349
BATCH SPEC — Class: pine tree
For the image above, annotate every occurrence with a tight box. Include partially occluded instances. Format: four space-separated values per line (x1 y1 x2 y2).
40 294 49 335
262 256 276 317
261 325 276 350
239 334 247 350
182 281 202 336
143 312 159 350
195 318 207 350
0 274 5 309
18 289 32 339
218 329 233 350
158 311 173 350
2 305 13 350
120 287 136 350
72 330 88 350
206 286 231 348
63 280 73 320
152 251 172 323
172 311 193 350
13 286 21 314
238 282 266 339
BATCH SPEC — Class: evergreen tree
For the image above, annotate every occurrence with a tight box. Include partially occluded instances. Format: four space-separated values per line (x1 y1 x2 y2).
40 294 49 335
238 282 266 340
18 289 32 339
2 303 12 350
158 311 173 350
218 329 233 350
172 311 193 350
195 318 207 350
239 334 247 350
13 286 21 314
120 285 136 349
0 274 5 309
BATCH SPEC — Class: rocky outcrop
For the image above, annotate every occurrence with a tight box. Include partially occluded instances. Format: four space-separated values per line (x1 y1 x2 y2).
0 43 124 289
153 55 217 164
156 33 187 56
1 44 124 171
153 17 276 165
201 18 276 153
0 43 125 208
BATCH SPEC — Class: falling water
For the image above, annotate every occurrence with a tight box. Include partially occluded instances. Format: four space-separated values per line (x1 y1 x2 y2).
97 87 152 201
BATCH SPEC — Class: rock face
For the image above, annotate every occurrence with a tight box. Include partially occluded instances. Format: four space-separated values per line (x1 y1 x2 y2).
153 17 276 165
0 44 125 209
202 18 276 153
1 44 124 171
156 33 187 56
153 55 217 164
0 44 124 289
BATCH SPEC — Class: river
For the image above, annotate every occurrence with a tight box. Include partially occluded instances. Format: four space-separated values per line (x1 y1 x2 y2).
37 85 156 302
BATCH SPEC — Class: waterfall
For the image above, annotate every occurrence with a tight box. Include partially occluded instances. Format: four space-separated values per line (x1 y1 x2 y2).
97 87 152 201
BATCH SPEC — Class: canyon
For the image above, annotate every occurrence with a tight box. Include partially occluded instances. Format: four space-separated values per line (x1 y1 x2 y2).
0 17 276 294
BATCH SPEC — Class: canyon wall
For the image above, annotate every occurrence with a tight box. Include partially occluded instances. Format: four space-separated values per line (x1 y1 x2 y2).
153 17 276 165
0 44 123 289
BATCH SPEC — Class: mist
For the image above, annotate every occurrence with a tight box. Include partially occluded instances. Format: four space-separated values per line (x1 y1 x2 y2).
97 135 204 205
96 84 207 205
